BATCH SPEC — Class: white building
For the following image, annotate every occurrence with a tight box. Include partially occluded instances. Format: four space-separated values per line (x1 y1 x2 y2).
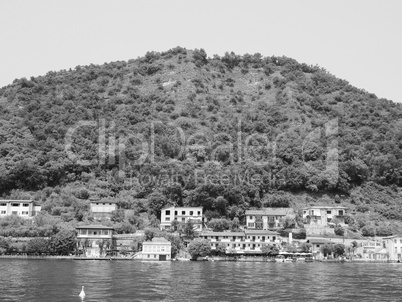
246 208 294 230
90 200 117 219
383 235 402 261
303 206 347 226
141 237 172 261
0 200 41 218
76 225 114 257
160 206 203 231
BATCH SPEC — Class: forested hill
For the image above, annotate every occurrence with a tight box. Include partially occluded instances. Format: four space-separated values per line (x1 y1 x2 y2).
1 47 402 234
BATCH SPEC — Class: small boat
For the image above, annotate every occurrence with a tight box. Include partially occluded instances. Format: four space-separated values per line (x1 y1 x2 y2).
305 257 314 262
284 258 293 263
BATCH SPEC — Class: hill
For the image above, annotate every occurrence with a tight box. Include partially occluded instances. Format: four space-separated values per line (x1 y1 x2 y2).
1 47 402 235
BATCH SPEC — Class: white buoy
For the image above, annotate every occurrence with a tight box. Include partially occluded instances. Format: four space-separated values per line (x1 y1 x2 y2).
79 286 85 298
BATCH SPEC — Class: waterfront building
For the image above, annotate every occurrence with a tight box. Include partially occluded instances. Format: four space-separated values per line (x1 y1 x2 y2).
160 206 203 231
303 206 348 226
357 240 388 261
141 237 172 261
383 235 402 261
309 238 333 258
0 200 41 218
200 230 281 255
76 225 114 257
89 199 117 220
245 208 294 230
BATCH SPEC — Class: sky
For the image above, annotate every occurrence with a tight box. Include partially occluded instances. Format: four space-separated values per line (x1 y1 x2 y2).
1 0 401 102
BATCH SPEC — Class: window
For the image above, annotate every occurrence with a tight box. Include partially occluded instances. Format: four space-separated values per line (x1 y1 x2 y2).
11 203 19 207
103 203 106 205
94 232 97 235
174 211 178 215
339 210 344 216
182 211 186 215
96 203 99 205
11 211 18 215
303 210 306 214
0 211 6 214
154 255 157 258
147 255 150 258
109 203 112 205
197 211 201 215
249 216 253 220
317 245 320 248
247 222 255 227
166 210 170 215
182 218 185 222
23 203 29 207
21 211 28 215
165 217 170 221
190 211 193 215
327 210 331 214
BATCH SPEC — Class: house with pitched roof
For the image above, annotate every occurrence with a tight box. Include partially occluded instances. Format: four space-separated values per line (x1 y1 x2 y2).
0 200 41 218
302 206 347 226
160 206 203 231
141 237 172 261
200 230 281 255
245 208 294 230
76 225 114 257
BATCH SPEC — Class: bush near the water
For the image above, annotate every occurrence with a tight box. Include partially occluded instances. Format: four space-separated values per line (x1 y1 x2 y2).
187 239 211 260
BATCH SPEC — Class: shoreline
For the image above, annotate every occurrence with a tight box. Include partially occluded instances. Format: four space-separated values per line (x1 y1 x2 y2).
0 255 399 263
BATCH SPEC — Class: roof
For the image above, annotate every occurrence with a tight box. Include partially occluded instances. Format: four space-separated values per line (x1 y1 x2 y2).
308 238 333 244
90 200 118 204
76 225 114 229
162 206 203 210
201 231 245 237
143 237 171 244
303 206 348 210
0 200 33 203
382 234 402 239
245 230 279 235
245 208 293 216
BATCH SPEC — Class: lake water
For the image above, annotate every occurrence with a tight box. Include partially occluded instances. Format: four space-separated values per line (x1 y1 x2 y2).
1 259 402 301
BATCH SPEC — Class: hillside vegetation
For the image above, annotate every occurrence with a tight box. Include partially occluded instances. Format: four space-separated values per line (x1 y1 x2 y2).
1 47 402 236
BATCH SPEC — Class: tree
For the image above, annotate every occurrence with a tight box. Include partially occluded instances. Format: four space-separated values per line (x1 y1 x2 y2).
231 217 240 232
26 238 49 255
183 220 195 239
261 244 279 256
148 192 171 218
208 218 231 232
164 233 183 258
171 219 180 232
144 229 155 241
334 224 345 236
299 242 312 253
187 239 211 260
333 244 345 257
361 225 376 237
0 237 9 255
215 243 227 256
49 229 76 255
111 209 125 223
321 243 333 257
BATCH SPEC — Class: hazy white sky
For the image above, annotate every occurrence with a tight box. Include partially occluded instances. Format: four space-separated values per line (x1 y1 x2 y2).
1 0 401 102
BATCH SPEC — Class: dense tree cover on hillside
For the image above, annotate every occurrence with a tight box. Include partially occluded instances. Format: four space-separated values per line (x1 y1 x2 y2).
1 47 402 233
